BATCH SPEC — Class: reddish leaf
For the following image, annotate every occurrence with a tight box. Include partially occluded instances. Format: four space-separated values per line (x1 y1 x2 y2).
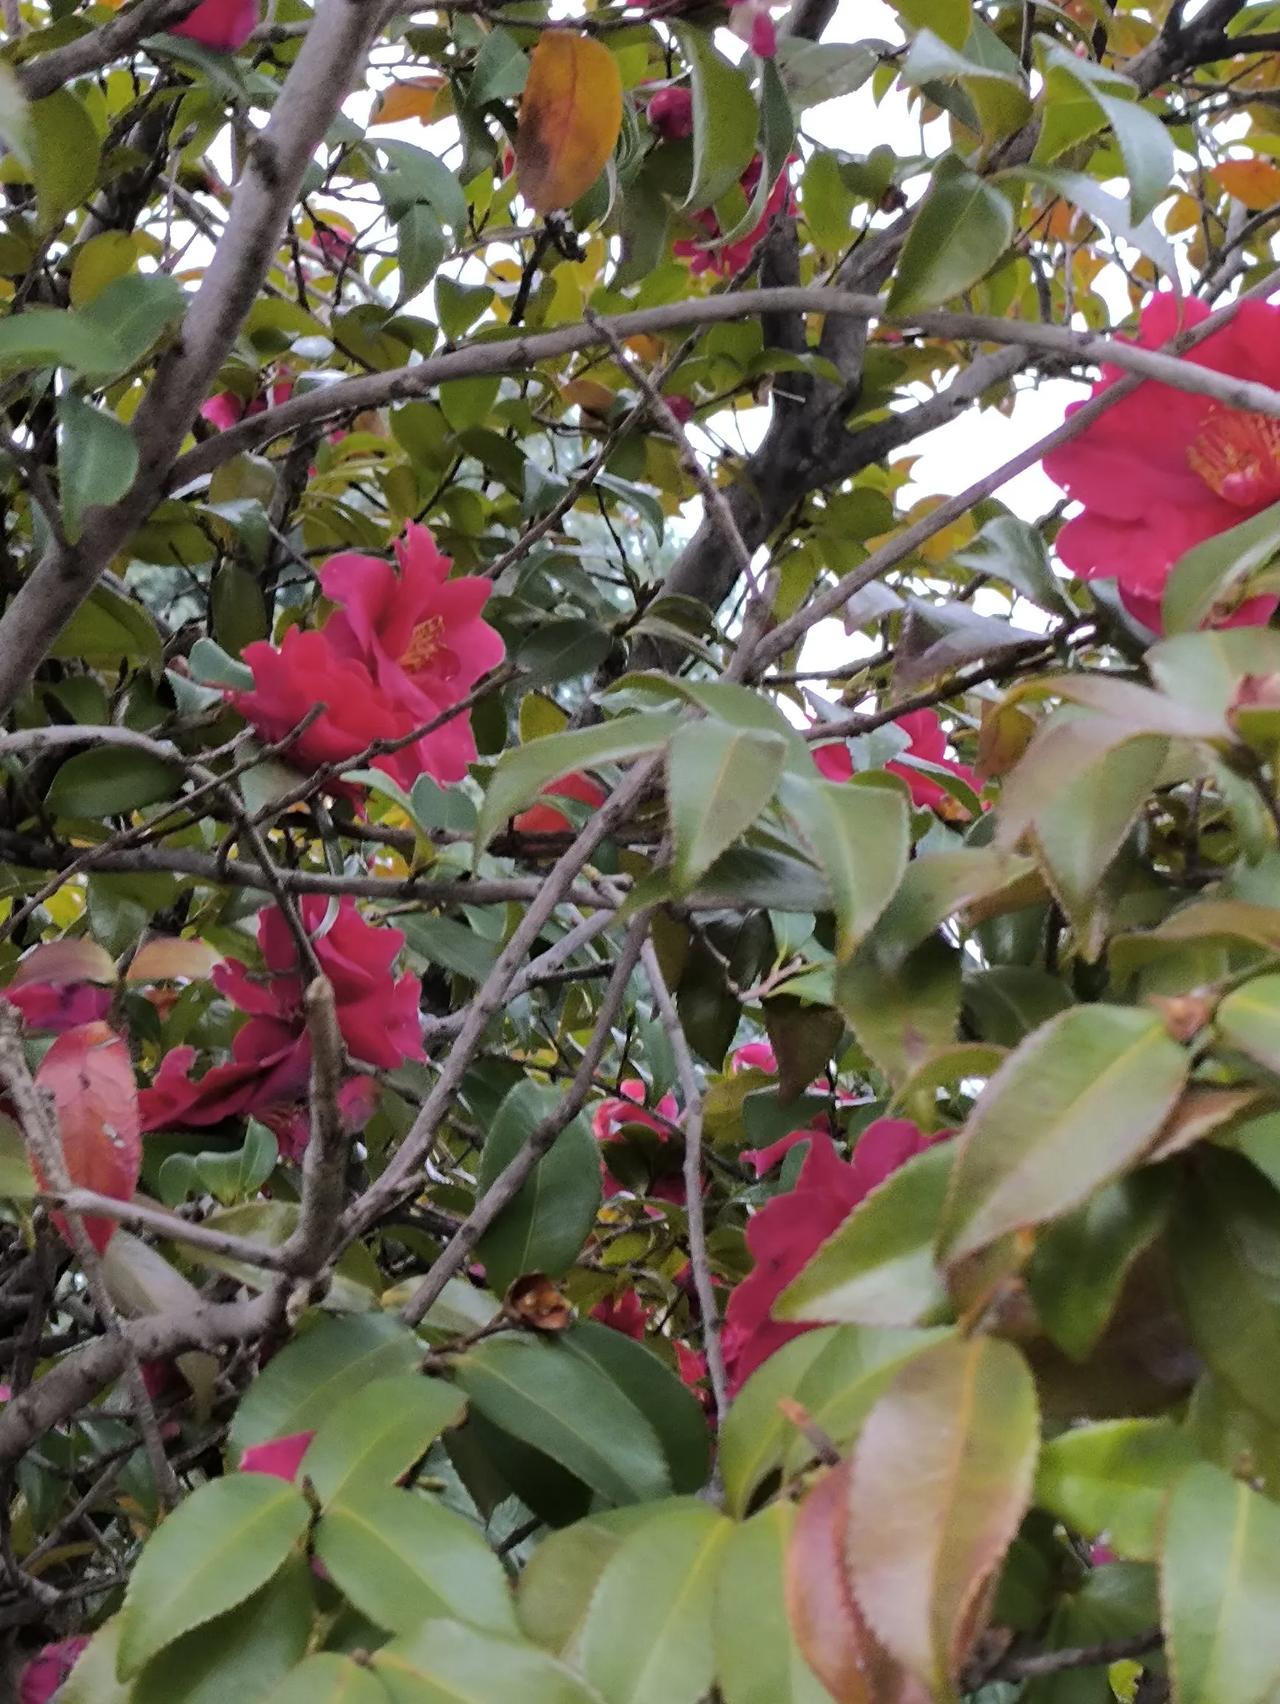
785 1462 927 1704
516 33 623 214
846 1335 1039 1701
125 936 224 984
7 939 116 992
34 1022 141 1254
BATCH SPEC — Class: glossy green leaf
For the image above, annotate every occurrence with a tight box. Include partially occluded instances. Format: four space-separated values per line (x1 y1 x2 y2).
719 1323 950 1518
476 711 680 850
668 720 787 892
1035 1419 1200 1562
775 39 879 108
578 1499 732 1704
229 1313 421 1460
46 746 181 818
899 27 1031 140
475 1079 601 1291
561 1320 710 1497
518 1506 663 1660
1162 1463 1280 1704
1022 1563 1160 1704
1162 498 1280 635
778 773 909 959
717 59 796 247
938 1005 1187 1264
776 1141 953 1328
1215 973 1280 1079
79 272 186 375
56 393 138 543
0 305 123 378
1172 1150 1280 1428
314 1485 519 1636
129 1557 313 1704
300 1374 466 1506
887 156 1013 315
262 1654 386 1704
847 1334 1040 1699
675 27 759 213
29 88 99 231
117 1475 311 1676
953 514 1074 616
57 1618 129 1704
453 1334 672 1505
374 1619 604 1704
714 1502 835 1704
1038 47 1172 222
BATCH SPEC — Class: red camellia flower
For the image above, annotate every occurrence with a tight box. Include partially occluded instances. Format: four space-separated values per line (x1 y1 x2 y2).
813 708 983 817
592 1079 686 1204
19 1635 90 1704
139 897 421 1152
591 1288 708 1394
231 523 504 792
721 1119 945 1393
513 771 608 836
172 0 258 51
200 378 292 433
1044 291 1280 633
647 86 694 141
674 157 796 278
238 1430 315 1480
3 940 115 1034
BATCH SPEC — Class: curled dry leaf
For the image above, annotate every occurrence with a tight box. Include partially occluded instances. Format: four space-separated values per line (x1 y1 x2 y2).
34 1021 141 1254
504 1272 575 1332
516 33 622 214
785 1461 927 1704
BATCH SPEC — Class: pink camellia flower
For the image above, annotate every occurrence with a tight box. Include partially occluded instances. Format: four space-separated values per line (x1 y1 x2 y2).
2 940 115 1035
315 224 357 270
239 1430 315 1481
592 1079 686 1204
1043 291 1280 633
813 708 983 818
674 156 796 278
663 395 694 427
139 897 420 1146
200 378 292 434
728 0 777 56
721 1119 945 1393
732 1040 778 1074
513 772 608 836
231 523 504 791
647 86 694 141
591 1287 708 1396
261 1076 381 1164
19 1636 90 1704
172 0 258 51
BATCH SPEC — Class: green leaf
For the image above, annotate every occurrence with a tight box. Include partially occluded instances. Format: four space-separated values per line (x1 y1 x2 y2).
477 710 680 850
129 1557 314 1704
1035 1419 1200 1562
937 1005 1187 1265
1215 972 1280 1079
195 1121 277 1207
774 39 880 108
953 514 1074 616
899 27 1031 140
300 1374 466 1506
55 1619 129 1704
778 773 909 959
1026 1169 1174 1360
452 1334 672 1505
961 965 1073 1048
518 1507 663 1659
1162 1463 1280 1704
1022 1563 1160 1704
0 305 123 378
1037 46 1172 222
517 618 614 687
395 202 446 301
713 1502 832 1704
1162 497 1280 635
262 1655 386 1704
0 62 32 170
886 155 1013 315
0 1114 35 1199
117 1475 311 1677
1014 165 1175 276
776 1141 954 1328
675 26 759 213
190 633 255 689
79 272 186 375
190 1201 381 1312
229 1313 421 1460
562 1320 710 1497
1172 1150 1280 1429
717 59 796 247
314 1485 519 1637
475 1080 601 1292
46 747 181 818
719 1323 950 1518
212 561 270 657
29 89 99 231
49 578 162 669
377 139 469 230
374 1619 604 1704
847 1334 1040 1699
578 1499 733 1704
667 720 787 893
56 393 138 543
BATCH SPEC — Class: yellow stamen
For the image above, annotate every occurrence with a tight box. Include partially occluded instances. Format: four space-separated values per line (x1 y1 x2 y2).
401 615 445 672
1187 405 1280 506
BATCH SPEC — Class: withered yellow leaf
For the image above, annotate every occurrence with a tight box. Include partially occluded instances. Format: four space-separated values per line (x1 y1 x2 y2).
371 77 445 127
517 33 622 214
1212 157 1280 211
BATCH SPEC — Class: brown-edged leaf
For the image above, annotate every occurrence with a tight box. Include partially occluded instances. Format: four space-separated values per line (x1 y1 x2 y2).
517 33 622 213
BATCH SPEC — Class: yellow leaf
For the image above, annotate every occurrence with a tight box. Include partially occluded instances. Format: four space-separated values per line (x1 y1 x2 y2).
516 32 622 214
370 76 445 127
1212 157 1280 211
562 377 614 416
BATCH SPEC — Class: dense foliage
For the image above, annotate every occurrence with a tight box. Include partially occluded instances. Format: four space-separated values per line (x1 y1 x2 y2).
4 0 1280 1696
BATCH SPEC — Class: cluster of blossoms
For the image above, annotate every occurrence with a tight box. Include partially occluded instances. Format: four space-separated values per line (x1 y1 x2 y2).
647 89 796 278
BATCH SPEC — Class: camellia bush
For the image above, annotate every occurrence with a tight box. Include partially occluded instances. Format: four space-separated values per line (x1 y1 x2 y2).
7 0 1280 1695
